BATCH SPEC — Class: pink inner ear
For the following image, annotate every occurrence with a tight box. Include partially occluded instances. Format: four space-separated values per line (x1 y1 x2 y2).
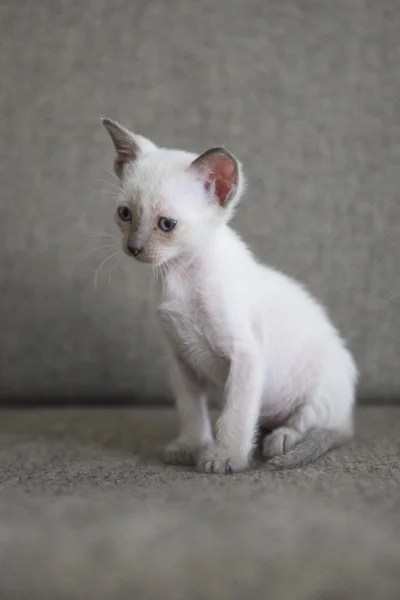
209 157 236 206
214 178 231 205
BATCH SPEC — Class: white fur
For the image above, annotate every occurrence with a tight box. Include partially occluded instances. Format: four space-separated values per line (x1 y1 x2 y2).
103 119 358 474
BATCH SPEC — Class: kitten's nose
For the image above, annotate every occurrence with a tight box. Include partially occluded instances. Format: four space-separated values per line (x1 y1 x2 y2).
127 244 143 257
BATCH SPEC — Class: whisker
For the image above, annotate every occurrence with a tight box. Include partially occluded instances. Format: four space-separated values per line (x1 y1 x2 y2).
83 238 119 257
94 178 123 193
93 177 127 205
86 231 119 240
94 169 134 208
103 169 131 197
108 254 121 285
94 252 119 290
151 263 158 284
105 168 120 182
84 246 118 262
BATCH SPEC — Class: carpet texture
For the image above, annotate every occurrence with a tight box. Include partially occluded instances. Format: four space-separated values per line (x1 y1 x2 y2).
0 407 399 598
1 0 400 402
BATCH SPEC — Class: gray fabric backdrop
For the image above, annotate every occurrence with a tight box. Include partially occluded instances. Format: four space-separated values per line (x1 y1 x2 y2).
0 0 399 403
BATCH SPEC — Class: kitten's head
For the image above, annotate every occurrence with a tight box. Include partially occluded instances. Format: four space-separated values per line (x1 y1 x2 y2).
102 118 245 265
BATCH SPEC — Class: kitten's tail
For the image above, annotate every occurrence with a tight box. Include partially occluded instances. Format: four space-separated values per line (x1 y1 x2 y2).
267 428 350 470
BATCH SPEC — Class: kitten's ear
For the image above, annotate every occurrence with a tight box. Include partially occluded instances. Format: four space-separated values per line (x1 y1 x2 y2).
189 147 240 208
101 118 156 177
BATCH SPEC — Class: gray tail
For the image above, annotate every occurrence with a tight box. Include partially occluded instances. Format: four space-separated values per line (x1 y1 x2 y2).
268 428 349 470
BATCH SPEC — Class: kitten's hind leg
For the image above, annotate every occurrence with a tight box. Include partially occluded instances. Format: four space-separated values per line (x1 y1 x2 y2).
261 403 353 469
163 356 214 467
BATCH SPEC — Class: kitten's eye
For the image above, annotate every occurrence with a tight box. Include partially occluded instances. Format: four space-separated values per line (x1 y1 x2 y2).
158 217 177 232
117 206 132 222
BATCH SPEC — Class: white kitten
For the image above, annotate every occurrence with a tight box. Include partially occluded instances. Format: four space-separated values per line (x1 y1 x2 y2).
102 118 358 474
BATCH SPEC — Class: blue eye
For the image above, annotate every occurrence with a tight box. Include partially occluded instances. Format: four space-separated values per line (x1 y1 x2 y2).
158 217 177 232
117 206 132 222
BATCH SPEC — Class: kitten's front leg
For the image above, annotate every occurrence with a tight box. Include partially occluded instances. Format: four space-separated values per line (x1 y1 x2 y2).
197 348 263 474
164 356 214 467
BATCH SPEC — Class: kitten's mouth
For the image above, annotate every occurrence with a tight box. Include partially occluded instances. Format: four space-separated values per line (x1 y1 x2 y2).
131 254 154 264
129 251 158 265
124 244 175 267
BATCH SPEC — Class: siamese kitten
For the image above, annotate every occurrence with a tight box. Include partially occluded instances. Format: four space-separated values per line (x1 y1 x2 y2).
102 118 357 473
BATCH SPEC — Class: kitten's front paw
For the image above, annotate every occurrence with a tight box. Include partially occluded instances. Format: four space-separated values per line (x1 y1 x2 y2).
262 427 301 459
163 438 211 467
197 448 250 474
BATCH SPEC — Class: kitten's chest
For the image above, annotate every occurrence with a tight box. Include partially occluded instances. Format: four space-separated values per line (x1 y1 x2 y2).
157 285 227 383
158 288 207 354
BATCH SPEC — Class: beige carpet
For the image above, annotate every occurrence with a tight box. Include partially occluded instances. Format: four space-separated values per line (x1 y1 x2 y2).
0 407 399 598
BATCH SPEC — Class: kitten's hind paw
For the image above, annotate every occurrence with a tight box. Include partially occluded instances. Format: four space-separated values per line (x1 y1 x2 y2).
262 426 301 459
163 438 210 467
197 448 249 474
